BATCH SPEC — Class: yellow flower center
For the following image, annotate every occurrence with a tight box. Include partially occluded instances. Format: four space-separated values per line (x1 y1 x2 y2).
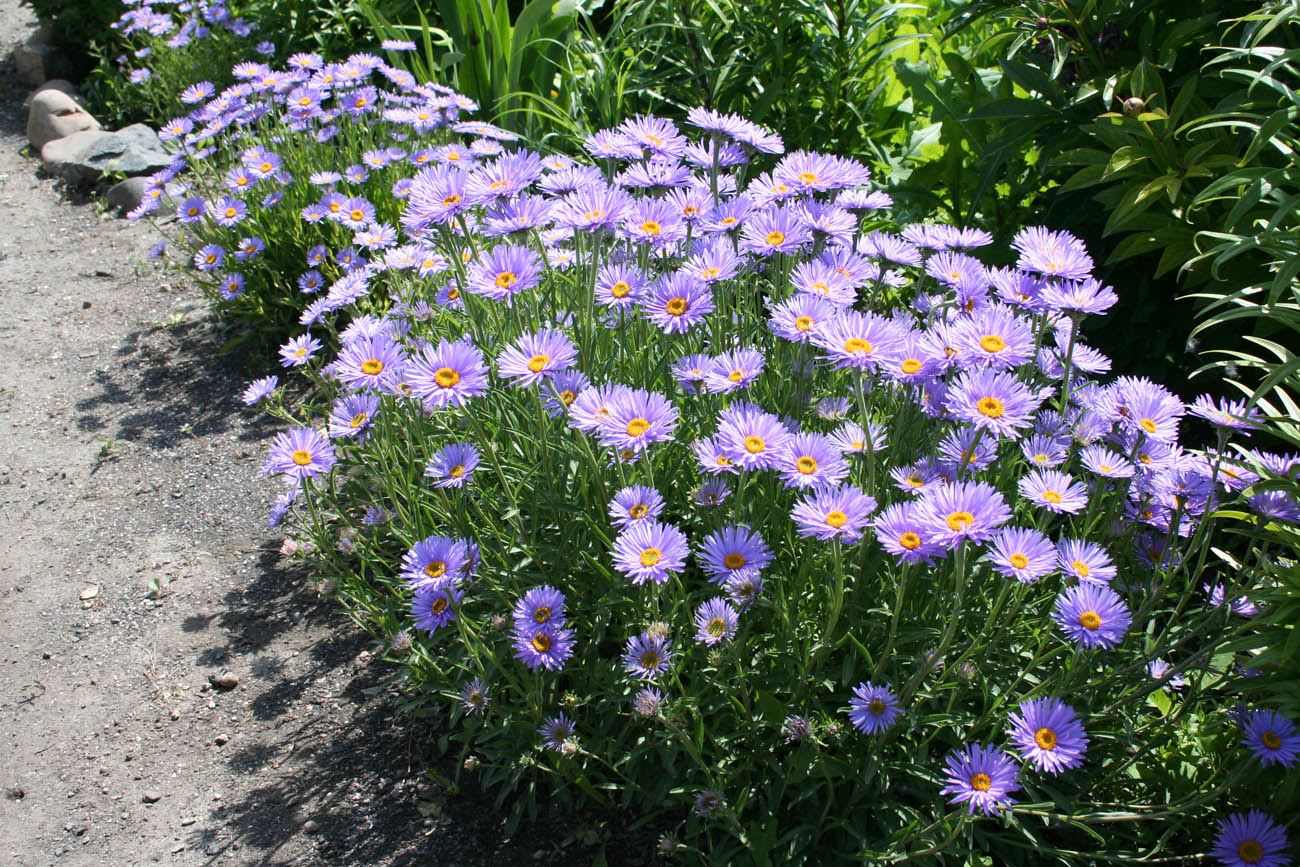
825 511 848 528
350 413 367 428
765 231 786 247
744 435 766 454
640 651 660 669
560 390 576 405
978 397 1004 418
665 297 688 315
1140 418 1157 433
1238 841 1263 864
640 220 661 236
980 334 1006 353
723 553 746 570
1034 728 1057 750
798 172 818 185
626 418 650 437
794 316 814 332
291 450 312 466
225 208 237 219
349 209 365 222
434 367 460 388
447 287 460 300
360 359 384 376
629 504 648 519
901 359 922 374
946 511 974 532
533 606 551 624
970 773 992 792
639 548 662 567
610 281 631 298
442 193 461 206
796 456 818 475
1079 611 1101 630
424 561 446 578
526 354 550 373
1073 561 1090 578
868 699 885 715
495 271 517 290
899 532 921 550
707 618 726 637
1009 553 1029 569
727 370 744 382
843 338 872 354
430 596 447 614
1262 731 1282 750
1043 490 1062 504
532 633 551 653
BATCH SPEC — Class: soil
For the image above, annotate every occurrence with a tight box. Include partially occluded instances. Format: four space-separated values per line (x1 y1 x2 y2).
0 3 663 865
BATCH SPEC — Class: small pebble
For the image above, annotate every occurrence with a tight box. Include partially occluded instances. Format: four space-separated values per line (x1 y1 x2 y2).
209 672 238 690
213 734 229 746
142 791 162 803
302 820 320 833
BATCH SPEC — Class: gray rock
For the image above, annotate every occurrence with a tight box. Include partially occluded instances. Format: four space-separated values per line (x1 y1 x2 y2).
27 89 100 151
23 80 87 110
106 177 152 214
13 26 77 87
41 128 172 185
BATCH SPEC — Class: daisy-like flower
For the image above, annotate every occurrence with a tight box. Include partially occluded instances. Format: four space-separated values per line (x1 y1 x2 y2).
406 338 490 409
769 294 837 344
847 682 902 734
811 310 901 372
595 387 679 455
939 744 1020 816
703 348 765 393
1189 393 1263 434
400 535 471 588
1053 582 1131 649
694 597 739 646
740 205 811 256
1080 444 1135 479
716 403 791 471
946 368 1045 438
1147 658 1186 690
633 687 665 717
608 485 665 529
425 442 479 488
279 334 322 368
1057 538 1117 583
1011 227 1093 281
263 428 336 481
1007 697 1089 774
594 262 648 309
513 622 576 671
777 432 851 490
460 677 489 714
334 334 406 392
537 713 576 750
242 375 278 406
513 585 567 631
1210 810 1291 867
698 524 772 584
1241 709 1300 768
916 481 1011 549
612 520 689 585
873 502 946 565
1019 469 1089 514
326 393 380 441
622 631 674 681
695 477 733 507
643 272 714 334
955 304 1036 369
987 527 1057 582
468 244 543 302
497 327 578 388
791 483 878 543
412 583 461 634
830 420 888 455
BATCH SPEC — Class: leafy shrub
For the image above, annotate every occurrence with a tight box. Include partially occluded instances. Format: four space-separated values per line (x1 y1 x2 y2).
128 40 1300 861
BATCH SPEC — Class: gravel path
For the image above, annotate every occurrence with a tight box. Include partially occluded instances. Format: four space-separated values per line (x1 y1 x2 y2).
0 4 463 864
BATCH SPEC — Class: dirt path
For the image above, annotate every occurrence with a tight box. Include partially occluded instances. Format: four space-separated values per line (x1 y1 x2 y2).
0 3 482 864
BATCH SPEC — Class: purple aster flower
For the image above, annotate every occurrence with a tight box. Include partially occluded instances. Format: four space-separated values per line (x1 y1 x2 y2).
684 239 740 283
541 370 590 417
513 622 575 671
460 677 489 714
940 744 1020 816
847 682 902 734
1241 709 1299 768
768 294 837 344
1007 697 1089 774
176 197 205 223
279 334 322 368
263 427 336 480
1210 810 1290 867
513 585 567 631
334 334 406 391
552 183 632 232
1147 658 1186 690
622 631 674 681
194 244 225 272
608 485 665 529
954 304 1036 369
778 432 851 490
1053 583 1131 649
946 368 1045 438
412 583 461 635
594 262 648 309
400 535 472 588
633 687 664 717
425 442 479 488
716 403 791 471
496 327 578 387
1057 538 1116 583
1189 393 1263 434
407 338 490 409
916 481 1011 549
1249 490 1300 525
811 310 901 372
538 713 576 750
694 477 732 507
830 421 887 455
704 348 765 393
1019 469 1089 514
595 388 679 456
873 502 945 565
1080 444 1135 479
467 244 544 302
211 196 246 228
612 520 689 585
326 392 380 440
1011 227 1094 281
241 375 278 405
402 164 470 231
791 483 878 543
643 272 714 334
987 528 1057 583
694 597 739 646
618 114 687 158
740 205 811 256
698 524 772 584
